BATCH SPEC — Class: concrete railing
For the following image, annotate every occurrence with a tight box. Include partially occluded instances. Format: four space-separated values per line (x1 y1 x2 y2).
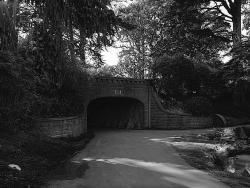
36 115 85 138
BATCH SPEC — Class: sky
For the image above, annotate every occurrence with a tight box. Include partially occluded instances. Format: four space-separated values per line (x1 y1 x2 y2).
101 0 133 66
102 47 121 66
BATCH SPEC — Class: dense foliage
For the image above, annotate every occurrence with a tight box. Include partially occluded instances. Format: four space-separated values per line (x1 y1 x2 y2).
0 1 123 186
110 0 250 117
0 0 126 130
184 96 213 116
0 1 249 186
0 130 93 187
152 54 225 110
0 51 36 131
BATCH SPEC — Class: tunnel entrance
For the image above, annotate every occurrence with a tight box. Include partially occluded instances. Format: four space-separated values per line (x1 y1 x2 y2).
87 97 144 130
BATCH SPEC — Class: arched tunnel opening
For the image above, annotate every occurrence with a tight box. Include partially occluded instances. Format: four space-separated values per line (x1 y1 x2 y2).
87 97 144 130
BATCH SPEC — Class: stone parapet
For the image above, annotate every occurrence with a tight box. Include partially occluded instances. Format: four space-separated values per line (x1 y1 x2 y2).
36 116 85 138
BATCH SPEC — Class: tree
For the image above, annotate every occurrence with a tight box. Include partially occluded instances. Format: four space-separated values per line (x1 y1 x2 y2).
153 0 249 60
0 0 131 127
0 1 17 51
150 0 231 63
114 0 233 80
223 40 250 84
183 0 250 45
243 3 250 35
116 0 172 78
210 0 247 45
6 0 129 69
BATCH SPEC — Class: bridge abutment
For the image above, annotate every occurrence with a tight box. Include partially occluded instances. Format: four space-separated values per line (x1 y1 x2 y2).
81 77 212 131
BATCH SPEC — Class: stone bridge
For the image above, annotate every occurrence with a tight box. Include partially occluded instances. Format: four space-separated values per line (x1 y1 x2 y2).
82 77 212 131
37 77 213 137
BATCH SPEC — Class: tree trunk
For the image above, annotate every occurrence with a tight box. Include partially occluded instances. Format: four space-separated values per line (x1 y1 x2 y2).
68 16 76 63
6 0 18 51
232 0 242 46
79 27 86 67
54 21 64 88
12 0 18 27
141 37 146 79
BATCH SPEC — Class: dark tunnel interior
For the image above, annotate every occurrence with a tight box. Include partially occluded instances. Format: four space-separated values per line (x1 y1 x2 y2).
87 97 144 130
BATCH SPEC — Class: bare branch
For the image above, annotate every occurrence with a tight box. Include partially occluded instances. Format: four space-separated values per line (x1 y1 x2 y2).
227 0 234 7
216 0 232 15
214 1 233 19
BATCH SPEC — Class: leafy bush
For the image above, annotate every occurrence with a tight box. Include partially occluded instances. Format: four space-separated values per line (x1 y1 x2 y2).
19 131 73 162
153 54 195 100
184 96 213 116
0 51 37 131
161 97 185 114
31 64 88 118
0 129 95 187
0 45 88 130
153 53 222 106
0 130 76 187
220 40 250 116
56 65 88 116
222 40 250 85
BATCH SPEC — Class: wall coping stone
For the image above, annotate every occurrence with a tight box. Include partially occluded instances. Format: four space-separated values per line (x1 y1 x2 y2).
36 115 83 122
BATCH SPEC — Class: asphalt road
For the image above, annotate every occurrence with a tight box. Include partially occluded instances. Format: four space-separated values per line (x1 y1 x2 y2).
46 130 229 188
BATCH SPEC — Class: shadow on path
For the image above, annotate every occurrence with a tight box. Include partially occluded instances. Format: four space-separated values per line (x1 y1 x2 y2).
80 157 226 188
46 130 229 188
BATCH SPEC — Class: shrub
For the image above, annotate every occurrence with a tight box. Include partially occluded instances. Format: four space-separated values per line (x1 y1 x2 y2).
18 131 73 162
153 54 196 101
205 148 228 170
184 96 213 116
0 130 76 187
32 64 88 118
0 48 88 123
0 51 37 131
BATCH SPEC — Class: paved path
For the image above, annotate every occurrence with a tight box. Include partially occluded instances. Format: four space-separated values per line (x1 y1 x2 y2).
46 130 229 188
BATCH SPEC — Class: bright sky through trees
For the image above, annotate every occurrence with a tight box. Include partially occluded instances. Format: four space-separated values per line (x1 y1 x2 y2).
102 47 121 65
102 0 249 66
102 0 133 65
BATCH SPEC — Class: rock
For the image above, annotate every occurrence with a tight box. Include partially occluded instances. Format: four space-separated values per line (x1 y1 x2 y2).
227 166 236 173
214 145 230 156
8 164 21 171
234 127 248 139
243 147 250 154
234 155 250 177
226 157 236 173
222 128 235 137
207 161 215 168
241 168 250 177
242 126 250 138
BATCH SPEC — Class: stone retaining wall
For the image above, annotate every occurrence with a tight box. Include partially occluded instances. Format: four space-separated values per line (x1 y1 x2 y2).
151 92 213 129
151 113 213 129
36 116 85 138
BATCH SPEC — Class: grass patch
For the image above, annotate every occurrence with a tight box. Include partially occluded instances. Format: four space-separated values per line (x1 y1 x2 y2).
0 130 94 188
175 147 214 170
172 132 250 188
